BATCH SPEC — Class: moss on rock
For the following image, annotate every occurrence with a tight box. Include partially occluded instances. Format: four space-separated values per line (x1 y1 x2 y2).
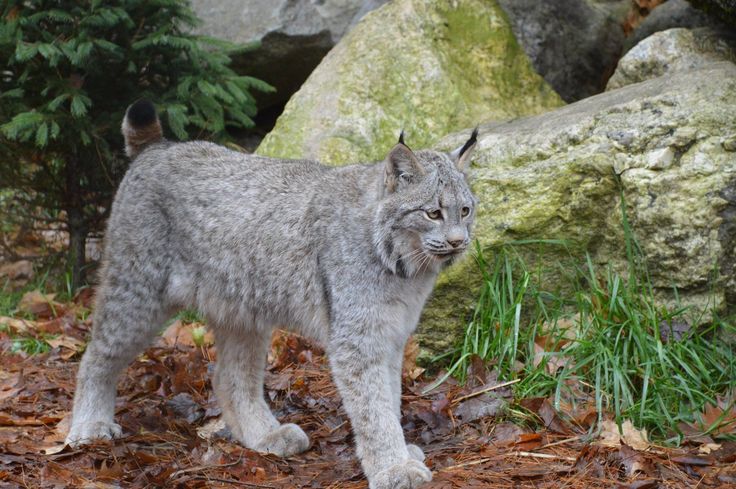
420 62 736 359
256 0 563 163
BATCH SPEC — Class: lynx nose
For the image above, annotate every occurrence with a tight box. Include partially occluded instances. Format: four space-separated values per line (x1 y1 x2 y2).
446 228 466 249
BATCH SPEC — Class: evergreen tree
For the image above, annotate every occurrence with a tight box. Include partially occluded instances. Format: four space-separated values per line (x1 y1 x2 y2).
0 0 273 289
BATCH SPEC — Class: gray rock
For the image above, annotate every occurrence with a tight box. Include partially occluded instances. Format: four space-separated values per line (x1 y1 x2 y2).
607 27 736 90
625 0 728 52
497 0 631 102
189 0 389 110
419 62 736 358
257 0 563 165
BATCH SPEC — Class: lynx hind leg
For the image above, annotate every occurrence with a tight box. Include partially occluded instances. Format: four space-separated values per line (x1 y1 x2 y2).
66 279 169 447
213 326 309 457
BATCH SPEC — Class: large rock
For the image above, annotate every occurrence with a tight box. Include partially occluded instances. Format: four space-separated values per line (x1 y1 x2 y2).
607 27 736 90
189 0 389 111
257 0 563 164
497 0 631 102
418 62 736 358
625 0 730 51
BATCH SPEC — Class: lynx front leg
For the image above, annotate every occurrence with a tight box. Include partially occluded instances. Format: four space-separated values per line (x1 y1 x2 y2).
388 340 425 463
212 326 308 457
330 335 432 489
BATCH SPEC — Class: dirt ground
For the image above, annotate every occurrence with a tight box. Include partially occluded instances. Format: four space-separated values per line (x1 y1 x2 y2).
0 293 734 488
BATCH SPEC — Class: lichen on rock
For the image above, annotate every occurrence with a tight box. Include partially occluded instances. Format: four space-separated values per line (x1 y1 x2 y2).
419 62 736 359
256 0 563 164
607 27 736 90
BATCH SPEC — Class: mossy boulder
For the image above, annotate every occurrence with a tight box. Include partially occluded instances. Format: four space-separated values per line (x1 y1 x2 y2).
256 0 563 164
419 62 736 359
607 28 736 90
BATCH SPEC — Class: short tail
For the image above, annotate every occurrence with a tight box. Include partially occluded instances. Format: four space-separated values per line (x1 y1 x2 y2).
121 100 163 159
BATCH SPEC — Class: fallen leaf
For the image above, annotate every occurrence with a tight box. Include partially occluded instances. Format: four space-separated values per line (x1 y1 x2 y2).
621 420 650 451
166 392 205 424
454 395 505 424
514 433 543 451
671 455 713 466
598 420 650 451
0 316 35 334
196 418 229 442
699 443 722 454
0 260 33 284
521 398 574 435
0 413 46 426
619 443 654 477
489 422 527 447
620 479 658 489
17 290 63 318
659 318 690 343
46 334 84 352
97 460 124 481
402 336 425 380
41 443 68 455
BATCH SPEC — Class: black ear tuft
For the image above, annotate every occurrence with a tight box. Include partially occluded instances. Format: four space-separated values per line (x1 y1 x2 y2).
458 126 478 159
398 130 406 146
126 99 157 129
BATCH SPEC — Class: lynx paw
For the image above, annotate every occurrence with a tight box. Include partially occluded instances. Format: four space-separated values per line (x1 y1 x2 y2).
65 421 122 447
407 444 425 462
254 423 309 457
369 459 432 489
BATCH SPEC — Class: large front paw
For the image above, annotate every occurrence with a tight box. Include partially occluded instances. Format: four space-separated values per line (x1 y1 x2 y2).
254 423 309 457
370 459 432 489
65 421 122 447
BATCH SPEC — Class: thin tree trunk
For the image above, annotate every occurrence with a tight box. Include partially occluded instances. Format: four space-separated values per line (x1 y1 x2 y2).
67 209 86 291
65 156 87 291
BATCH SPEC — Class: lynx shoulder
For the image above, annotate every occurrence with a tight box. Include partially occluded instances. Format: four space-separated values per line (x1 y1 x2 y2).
67 100 478 489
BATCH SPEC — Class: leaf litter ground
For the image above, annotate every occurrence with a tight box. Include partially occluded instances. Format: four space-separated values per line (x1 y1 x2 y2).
1 293 735 488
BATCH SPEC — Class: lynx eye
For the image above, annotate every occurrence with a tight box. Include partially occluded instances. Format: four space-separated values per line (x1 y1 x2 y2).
425 209 442 220
461 206 470 217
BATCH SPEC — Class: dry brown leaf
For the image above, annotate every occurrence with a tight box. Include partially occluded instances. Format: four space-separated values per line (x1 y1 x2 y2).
197 418 227 442
532 342 572 375
403 336 425 380
598 420 650 451
161 320 214 348
0 316 35 334
514 433 543 451
699 443 722 454
618 443 654 477
46 335 85 358
17 290 63 318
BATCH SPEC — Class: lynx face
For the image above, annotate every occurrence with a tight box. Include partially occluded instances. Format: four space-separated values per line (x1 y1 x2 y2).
374 132 478 277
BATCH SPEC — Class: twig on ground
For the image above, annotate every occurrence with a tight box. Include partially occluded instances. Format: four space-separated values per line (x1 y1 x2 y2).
168 456 243 480
451 379 520 405
512 451 576 462
539 436 581 450
188 475 275 488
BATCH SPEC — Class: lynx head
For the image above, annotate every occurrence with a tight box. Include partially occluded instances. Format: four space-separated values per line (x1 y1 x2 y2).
374 129 478 277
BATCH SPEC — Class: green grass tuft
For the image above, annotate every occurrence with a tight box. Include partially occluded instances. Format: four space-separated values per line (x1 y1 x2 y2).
443 193 736 442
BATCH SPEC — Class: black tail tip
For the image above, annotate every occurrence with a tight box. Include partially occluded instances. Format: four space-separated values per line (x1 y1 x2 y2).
126 100 157 128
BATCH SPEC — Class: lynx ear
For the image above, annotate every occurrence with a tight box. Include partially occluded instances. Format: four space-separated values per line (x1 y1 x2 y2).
450 127 478 171
384 132 425 193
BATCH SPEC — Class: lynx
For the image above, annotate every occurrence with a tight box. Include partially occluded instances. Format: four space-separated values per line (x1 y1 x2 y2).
67 100 478 489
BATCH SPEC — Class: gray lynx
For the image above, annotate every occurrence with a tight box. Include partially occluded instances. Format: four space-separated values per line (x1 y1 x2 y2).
67 100 478 489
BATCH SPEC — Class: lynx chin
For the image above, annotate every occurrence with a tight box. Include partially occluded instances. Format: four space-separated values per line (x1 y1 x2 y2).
67 99 478 489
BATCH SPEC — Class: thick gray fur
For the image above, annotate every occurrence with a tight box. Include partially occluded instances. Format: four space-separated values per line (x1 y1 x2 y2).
67 103 477 489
